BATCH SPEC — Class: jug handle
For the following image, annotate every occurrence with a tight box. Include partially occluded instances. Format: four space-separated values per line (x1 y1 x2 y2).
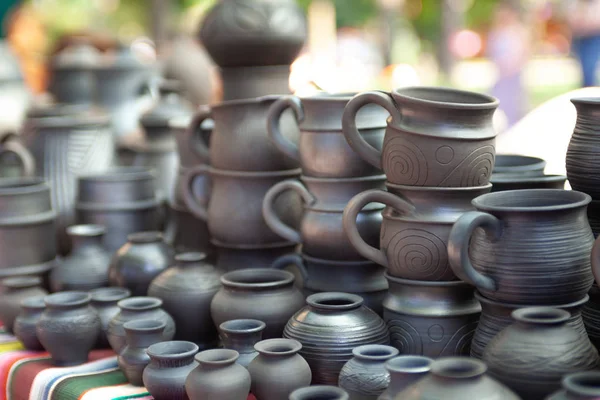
271 253 308 284
448 211 503 291
186 105 212 164
267 95 303 161
343 189 415 267
262 180 316 243
182 164 210 221
0 135 35 177
342 91 401 169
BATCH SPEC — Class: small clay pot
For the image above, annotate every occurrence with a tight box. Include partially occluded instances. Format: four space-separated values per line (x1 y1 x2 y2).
143 340 199 400
14 296 45 350
219 319 266 368
248 338 312 400
89 287 131 349
0 276 47 332
547 371 600 400
289 386 349 400
378 356 433 400
118 319 166 386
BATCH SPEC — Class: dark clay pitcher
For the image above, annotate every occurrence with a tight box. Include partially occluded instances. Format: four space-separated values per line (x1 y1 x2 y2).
448 189 595 305
342 87 498 187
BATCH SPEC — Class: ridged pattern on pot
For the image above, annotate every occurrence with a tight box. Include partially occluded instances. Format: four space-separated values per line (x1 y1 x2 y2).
582 285 600 350
338 345 398 400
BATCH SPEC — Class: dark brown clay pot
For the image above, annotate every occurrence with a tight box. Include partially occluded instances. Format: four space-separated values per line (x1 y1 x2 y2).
490 174 567 192
483 307 599 400
493 154 546 176
582 284 600 349
267 93 387 178
290 386 349 400
342 87 498 187
89 287 131 349
214 241 298 272
219 319 266 368
546 371 600 400
118 319 166 386
0 276 47 333
378 356 433 400
14 296 45 350
448 189 595 305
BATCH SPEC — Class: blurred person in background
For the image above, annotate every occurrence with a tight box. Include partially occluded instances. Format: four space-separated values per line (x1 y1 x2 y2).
565 0 600 87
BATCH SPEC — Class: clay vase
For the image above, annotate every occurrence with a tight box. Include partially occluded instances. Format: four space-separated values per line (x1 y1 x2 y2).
290 386 349 400
378 356 433 400
283 292 390 385
118 319 166 386
218 319 266 368
14 296 45 350
338 344 399 400
342 88 498 187
148 252 221 348
582 284 600 349
546 371 600 400
50 224 111 292
383 274 480 358
143 340 199 400
107 296 176 354
185 349 251 400
483 307 599 399
36 291 100 366
89 287 131 349
267 93 387 178
493 154 546 176
448 189 595 304
471 293 589 360
0 276 47 333
248 338 311 400
396 357 521 400
214 241 297 272
108 231 175 296
211 268 305 339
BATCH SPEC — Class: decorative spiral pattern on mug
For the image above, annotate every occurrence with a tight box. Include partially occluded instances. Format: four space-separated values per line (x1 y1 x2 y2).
387 319 423 355
387 229 451 280
382 137 428 186
439 145 495 187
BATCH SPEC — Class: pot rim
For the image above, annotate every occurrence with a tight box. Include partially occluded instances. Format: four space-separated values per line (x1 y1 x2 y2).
209 167 301 179
392 86 499 110
254 338 302 356
474 291 589 310
431 357 487 379
90 287 131 303
289 386 349 399
118 296 162 311
44 291 90 308
219 319 266 335
0 177 48 195
78 167 155 182
220 268 295 290
472 189 591 213
493 154 546 170
511 307 570 326
385 355 433 374
146 340 199 360
20 295 46 310
194 348 239 366
301 174 386 184
66 224 106 237
384 273 470 288
352 344 399 361
571 97 600 106
490 174 566 184
123 318 166 333
562 371 600 397
175 252 207 264
306 292 364 311
2 276 42 289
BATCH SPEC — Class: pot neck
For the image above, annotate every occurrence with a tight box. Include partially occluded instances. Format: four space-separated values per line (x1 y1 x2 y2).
124 320 166 348
67 224 106 251
195 349 238 370
175 252 211 270
221 269 295 292
306 292 363 314
254 338 302 359
20 296 46 314
219 319 266 353
90 288 131 307
562 372 600 399
430 357 487 384
44 291 91 311
352 345 399 363
147 341 198 368
386 356 433 393
118 297 162 316
512 307 570 329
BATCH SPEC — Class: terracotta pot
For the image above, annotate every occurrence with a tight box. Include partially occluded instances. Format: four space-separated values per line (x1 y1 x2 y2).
14 296 45 350
582 284 600 349
449 189 595 304
490 174 567 192
0 276 47 333
89 287 131 349
342 87 498 187
483 307 599 399
493 154 546 176
547 371 600 400
283 292 390 385
214 241 297 272
290 386 349 400
211 268 304 339
218 319 266 368
378 356 433 400
248 338 312 400
118 319 166 386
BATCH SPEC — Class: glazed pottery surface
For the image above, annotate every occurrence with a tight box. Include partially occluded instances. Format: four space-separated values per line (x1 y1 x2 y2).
118 319 166 386
582 284 600 349
248 338 312 400
219 319 266 368
185 349 251 400
338 344 399 400
493 154 546 176
0 276 47 333
267 93 387 178
383 274 481 358
396 357 521 399
50 225 111 292
14 296 45 350
483 307 599 400
283 292 390 385
342 87 498 187
448 189 595 304
377 356 433 400
490 174 567 192
89 287 131 349
211 268 305 339
214 241 297 272
290 386 349 400
143 340 199 400
148 252 221 347
36 291 100 366
107 296 175 354
47 43 99 104
546 371 600 400
108 231 175 296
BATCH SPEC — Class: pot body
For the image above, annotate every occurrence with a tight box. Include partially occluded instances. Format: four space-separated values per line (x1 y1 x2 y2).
90 287 131 349
0 277 47 333
583 284 600 349
215 242 297 272
14 298 45 350
143 341 199 400
220 65 292 101
164 201 211 254
185 350 251 400
118 323 165 386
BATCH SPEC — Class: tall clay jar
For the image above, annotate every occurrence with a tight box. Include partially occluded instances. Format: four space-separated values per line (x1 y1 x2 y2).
0 276 47 333
14 296 45 350
248 338 312 400
219 319 266 368
143 340 199 400
89 287 131 349
547 371 600 400
378 356 434 400
36 291 100 366
118 319 166 386
185 349 251 400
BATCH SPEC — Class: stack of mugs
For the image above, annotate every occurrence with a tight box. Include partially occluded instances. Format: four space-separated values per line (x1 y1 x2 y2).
342 87 497 357
261 93 390 313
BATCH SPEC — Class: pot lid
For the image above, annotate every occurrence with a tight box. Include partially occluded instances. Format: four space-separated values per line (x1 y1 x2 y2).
26 103 110 128
140 80 193 127
0 41 24 82
50 43 101 70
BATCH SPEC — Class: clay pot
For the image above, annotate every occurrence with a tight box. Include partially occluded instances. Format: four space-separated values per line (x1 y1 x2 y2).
118 319 166 386
397 357 520 399
471 293 589 360
338 344 399 400
47 43 99 105
546 371 600 400
483 307 599 399
448 189 595 304
583 284 600 349
50 224 111 292
211 268 304 339
378 356 433 400
267 93 387 178
290 386 349 400
185 349 251 400
383 274 481 358
14 296 45 350
0 276 47 333
89 287 131 349
148 252 221 348
283 292 390 385
36 291 100 366
107 296 176 354
218 319 266 368
143 340 199 400
109 231 175 296
214 241 297 272
263 176 384 260
184 167 303 246
490 174 567 192
493 154 546 176
342 88 498 187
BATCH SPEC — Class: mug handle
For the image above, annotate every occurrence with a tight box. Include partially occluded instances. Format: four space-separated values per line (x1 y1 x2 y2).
187 105 212 164
271 252 308 284
447 211 503 291
342 91 401 169
342 189 415 267
182 164 210 221
0 136 35 177
267 95 303 161
262 180 315 243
